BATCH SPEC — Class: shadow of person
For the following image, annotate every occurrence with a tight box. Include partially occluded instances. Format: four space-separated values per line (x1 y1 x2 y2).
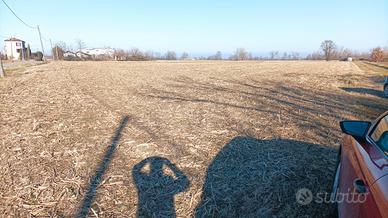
194 136 337 217
132 156 190 217
340 87 384 98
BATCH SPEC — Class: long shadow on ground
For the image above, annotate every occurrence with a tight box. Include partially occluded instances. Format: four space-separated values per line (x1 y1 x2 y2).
341 87 384 98
195 136 337 217
365 62 388 71
144 76 387 143
77 116 129 218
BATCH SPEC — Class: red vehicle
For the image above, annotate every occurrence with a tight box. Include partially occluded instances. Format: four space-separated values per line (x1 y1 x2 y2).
333 111 388 217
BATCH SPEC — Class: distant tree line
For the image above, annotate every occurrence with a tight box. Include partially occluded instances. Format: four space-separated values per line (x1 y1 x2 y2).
195 49 301 61
113 49 184 61
46 39 388 62
306 40 388 62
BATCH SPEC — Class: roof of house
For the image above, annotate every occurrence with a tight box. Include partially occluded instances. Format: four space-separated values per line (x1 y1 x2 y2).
4 37 24 42
76 51 91 55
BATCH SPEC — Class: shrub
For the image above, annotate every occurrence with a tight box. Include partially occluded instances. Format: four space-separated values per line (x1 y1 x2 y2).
32 52 43 61
370 47 385 62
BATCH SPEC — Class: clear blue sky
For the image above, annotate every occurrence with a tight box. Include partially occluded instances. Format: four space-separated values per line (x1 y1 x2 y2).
1 0 387 57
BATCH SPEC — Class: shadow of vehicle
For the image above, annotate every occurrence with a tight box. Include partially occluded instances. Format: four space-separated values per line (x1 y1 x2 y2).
136 76 386 216
132 156 190 217
194 136 337 217
365 62 388 71
341 87 384 98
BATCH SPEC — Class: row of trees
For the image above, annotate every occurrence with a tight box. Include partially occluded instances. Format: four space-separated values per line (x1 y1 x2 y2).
113 49 190 61
49 39 387 62
306 40 388 62
51 40 188 61
50 39 300 61
197 49 301 61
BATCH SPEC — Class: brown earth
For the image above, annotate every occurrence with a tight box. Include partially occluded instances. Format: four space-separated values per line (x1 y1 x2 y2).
0 61 386 217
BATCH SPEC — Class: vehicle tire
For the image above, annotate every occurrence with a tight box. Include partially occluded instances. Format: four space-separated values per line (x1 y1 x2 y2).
331 147 341 217
384 85 388 98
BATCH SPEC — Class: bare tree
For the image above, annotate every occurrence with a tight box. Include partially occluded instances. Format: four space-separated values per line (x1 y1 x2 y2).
214 51 222 60
165 51 177 60
114 49 127 61
232 48 249 60
75 39 86 51
320 40 336 61
153 52 161 60
57 41 68 51
143 50 155 60
52 46 64 60
128 48 145 61
306 51 323 60
180 52 189 60
352 51 370 60
208 51 222 60
370 47 385 62
291 52 300 60
52 42 67 60
67 45 74 52
339 48 352 60
269 51 279 60
282 52 288 60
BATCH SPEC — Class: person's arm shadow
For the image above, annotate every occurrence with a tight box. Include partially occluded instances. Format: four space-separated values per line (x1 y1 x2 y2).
163 157 190 193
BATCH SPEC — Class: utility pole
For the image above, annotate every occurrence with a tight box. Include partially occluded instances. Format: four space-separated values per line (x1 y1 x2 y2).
21 42 25 62
49 38 54 60
37 25 45 60
10 41 13 62
56 45 59 61
0 52 5 77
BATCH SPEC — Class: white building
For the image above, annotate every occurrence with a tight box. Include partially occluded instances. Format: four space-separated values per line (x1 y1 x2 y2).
63 48 115 60
63 51 92 60
63 51 76 58
80 48 114 58
4 37 26 60
76 51 92 59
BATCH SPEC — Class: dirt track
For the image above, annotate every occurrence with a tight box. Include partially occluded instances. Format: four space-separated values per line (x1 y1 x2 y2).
0 61 386 217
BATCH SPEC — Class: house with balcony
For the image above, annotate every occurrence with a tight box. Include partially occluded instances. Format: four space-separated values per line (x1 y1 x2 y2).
4 37 26 60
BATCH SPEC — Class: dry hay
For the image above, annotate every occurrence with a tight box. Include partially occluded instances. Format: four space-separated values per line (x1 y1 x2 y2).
0 60 386 217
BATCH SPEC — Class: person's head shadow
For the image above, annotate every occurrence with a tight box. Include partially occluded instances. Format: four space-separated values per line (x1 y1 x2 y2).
132 156 190 217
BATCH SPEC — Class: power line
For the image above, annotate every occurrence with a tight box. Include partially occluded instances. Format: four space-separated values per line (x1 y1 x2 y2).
41 36 51 42
1 0 49 58
1 0 36 29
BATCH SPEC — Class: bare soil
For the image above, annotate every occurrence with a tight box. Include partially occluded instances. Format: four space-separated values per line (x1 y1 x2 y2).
0 61 386 217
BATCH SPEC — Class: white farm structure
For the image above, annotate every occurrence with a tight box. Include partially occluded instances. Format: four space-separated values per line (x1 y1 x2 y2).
3 37 26 60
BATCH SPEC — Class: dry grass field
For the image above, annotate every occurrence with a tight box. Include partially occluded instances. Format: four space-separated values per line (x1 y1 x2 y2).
0 61 387 217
